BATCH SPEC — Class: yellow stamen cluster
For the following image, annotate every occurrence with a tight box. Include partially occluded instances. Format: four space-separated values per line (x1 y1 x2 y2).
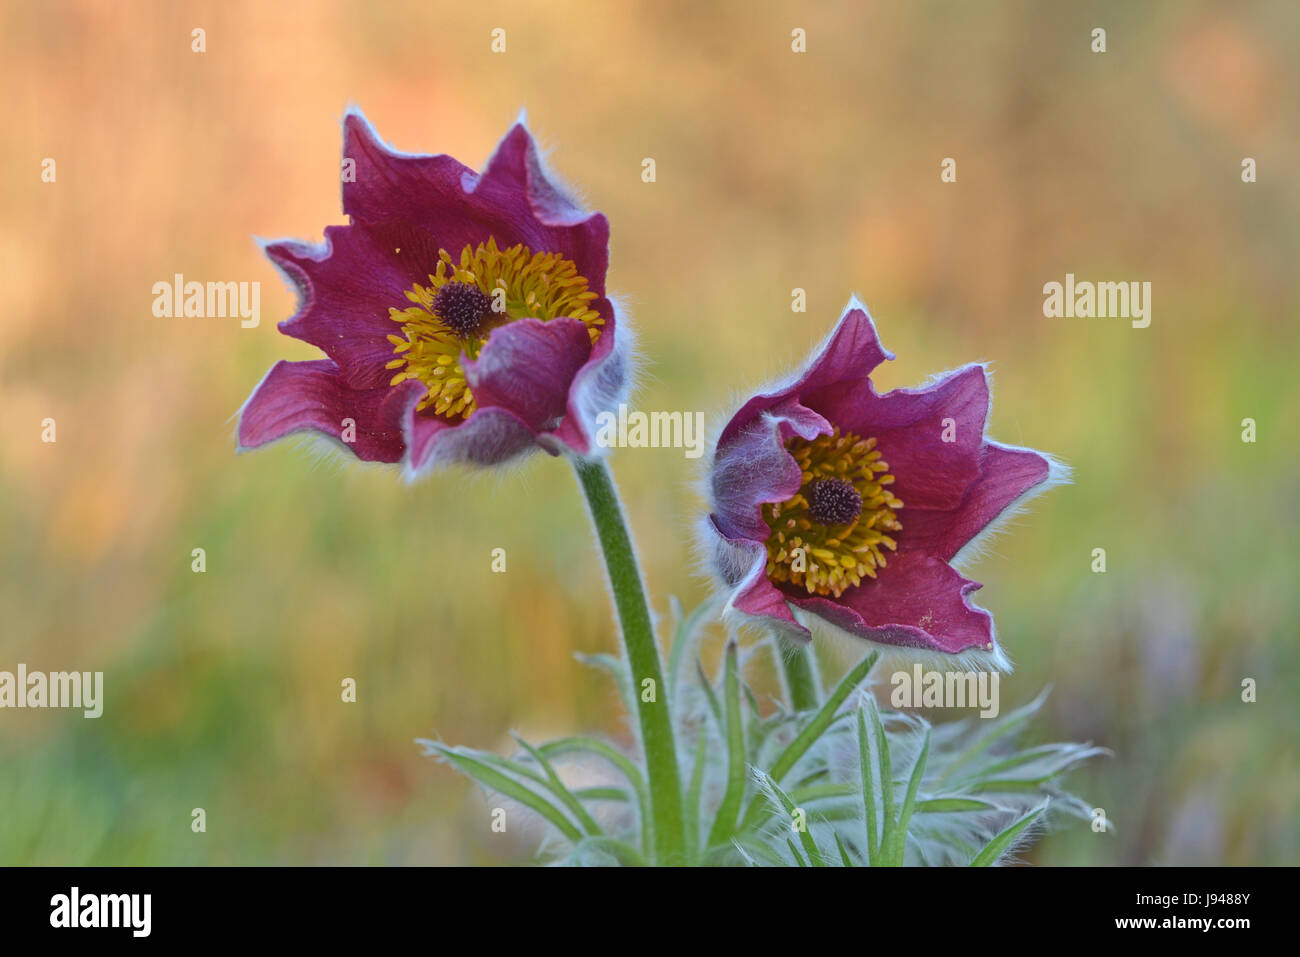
764 429 904 598
386 238 605 418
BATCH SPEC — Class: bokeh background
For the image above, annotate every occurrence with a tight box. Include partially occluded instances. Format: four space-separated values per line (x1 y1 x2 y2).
2 0 1297 865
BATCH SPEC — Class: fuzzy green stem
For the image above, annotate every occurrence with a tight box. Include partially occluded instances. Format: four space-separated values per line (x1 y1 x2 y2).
780 640 820 712
573 458 686 865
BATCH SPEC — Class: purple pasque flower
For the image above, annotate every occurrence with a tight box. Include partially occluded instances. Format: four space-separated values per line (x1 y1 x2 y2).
237 109 629 478
704 299 1064 668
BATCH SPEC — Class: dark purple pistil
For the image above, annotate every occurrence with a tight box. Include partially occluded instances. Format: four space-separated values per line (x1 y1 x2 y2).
432 281 493 337
807 478 863 526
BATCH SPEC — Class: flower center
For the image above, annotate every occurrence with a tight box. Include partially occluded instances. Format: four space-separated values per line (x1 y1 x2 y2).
763 429 903 598
806 478 862 526
431 281 493 337
386 237 604 418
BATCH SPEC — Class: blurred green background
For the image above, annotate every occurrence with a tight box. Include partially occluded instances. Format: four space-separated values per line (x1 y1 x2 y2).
2 0 1297 865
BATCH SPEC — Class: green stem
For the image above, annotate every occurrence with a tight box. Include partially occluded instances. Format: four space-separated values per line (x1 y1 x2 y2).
779 640 820 712
573 458 686 865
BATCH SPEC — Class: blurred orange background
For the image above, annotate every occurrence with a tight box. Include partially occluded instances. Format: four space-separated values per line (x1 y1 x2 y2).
2 0 1297 864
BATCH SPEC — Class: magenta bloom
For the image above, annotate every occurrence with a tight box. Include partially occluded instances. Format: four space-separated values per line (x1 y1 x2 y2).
238 109 628 477
705 300 1062 666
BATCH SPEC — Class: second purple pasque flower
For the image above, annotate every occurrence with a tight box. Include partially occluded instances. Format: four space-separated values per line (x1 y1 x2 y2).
238 109 629 477
705 300 1065 668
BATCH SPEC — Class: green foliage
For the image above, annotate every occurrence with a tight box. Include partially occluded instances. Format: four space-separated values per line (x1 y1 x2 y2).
423 598 1106 866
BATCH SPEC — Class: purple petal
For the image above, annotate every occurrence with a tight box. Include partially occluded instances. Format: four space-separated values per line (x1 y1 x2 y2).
237 359 422 462
474 124 611 296
789 552 994 656
462 317 593 433
400 318 599 473
810 364 989 511
715 528 813 642
340 111 610 298
404 405 542 475
711 399 830 542
267 228 433 390
900 441 1052 561
341 111 476 227
717 304 892 452
543 299 626 458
